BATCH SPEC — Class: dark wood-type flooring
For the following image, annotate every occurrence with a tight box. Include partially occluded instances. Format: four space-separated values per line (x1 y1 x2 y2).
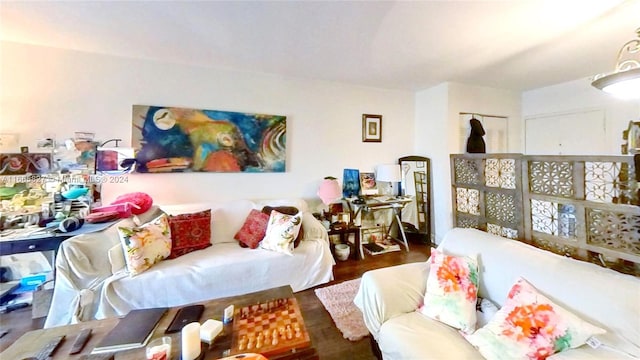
0 242 430 359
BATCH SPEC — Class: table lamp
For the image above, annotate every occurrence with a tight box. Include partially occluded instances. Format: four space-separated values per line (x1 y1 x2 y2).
376 164 401 196
317 176 342 226
317 176 342 206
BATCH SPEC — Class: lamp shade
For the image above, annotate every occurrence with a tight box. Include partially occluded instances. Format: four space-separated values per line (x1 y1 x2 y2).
592 68 640 99
591 28 640 100
317 177 342 205
376 164 401 182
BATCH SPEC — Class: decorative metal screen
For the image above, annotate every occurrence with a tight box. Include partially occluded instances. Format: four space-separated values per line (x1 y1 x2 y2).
451 154 639 276
450 154 523 239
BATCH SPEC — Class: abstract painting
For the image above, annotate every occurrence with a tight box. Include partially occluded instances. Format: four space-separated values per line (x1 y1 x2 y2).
0 153 52 175
52 141 98 174
343 169 360 198
132 105 286 173
96 147 135 174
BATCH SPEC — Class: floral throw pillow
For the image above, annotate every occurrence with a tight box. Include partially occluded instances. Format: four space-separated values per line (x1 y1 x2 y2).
259 210 302 256
117 214 172 276
417 248 479 334
234 209 270 249
466 278 606 360
261 206 304 247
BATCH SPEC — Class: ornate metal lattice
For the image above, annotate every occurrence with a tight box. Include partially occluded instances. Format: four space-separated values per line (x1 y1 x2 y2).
452 154 639 276
485 158 516 189
454 158 482 185
532 238 578 258
457 215 480 229
529 161 574 197
588 209 640 255
530 199 558 236
486 192 517 224
585 161 638 204
487 223 518 239
456 188 480 215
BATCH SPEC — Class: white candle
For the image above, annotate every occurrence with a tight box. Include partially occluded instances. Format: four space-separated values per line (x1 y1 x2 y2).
181 322 201 360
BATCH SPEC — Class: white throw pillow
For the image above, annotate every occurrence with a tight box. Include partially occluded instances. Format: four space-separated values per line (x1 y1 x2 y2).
259 210 302 256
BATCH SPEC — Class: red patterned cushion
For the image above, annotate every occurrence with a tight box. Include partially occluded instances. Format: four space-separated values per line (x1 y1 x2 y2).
261 206 304 248
234 209 270 249
168 209 212 258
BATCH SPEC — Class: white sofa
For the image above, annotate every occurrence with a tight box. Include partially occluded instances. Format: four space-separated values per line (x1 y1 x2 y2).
355 228 640 360
45 198 334 328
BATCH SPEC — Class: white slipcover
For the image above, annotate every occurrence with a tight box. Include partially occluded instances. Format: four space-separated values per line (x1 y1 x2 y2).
354 228 640 360
45 198 334 328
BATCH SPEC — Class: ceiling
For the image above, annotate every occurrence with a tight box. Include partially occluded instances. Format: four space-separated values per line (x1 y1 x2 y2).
1 0 639 92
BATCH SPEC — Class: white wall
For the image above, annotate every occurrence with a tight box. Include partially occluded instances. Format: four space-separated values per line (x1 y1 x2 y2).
522 78 640 154
415 82 521 244
414 83 449 244
0 41 415 208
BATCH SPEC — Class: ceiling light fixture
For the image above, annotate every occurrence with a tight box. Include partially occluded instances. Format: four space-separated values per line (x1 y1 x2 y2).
591 28 640 100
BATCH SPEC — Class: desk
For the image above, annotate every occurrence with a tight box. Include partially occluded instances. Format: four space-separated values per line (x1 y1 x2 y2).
0 221 119 257
0 285 318 360
347 196 412 252
0 233 71 258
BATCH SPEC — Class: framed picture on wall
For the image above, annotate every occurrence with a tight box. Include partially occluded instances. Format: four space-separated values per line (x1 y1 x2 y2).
362 114 382 142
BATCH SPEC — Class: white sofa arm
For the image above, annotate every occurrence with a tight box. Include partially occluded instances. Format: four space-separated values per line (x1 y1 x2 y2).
354 261 429 340
44 219 130 327
300 212 329 243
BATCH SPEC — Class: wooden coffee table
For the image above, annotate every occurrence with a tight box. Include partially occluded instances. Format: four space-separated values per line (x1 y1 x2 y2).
1 285 318 360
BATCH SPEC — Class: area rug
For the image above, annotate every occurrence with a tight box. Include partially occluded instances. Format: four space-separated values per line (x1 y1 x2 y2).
314 278 369 341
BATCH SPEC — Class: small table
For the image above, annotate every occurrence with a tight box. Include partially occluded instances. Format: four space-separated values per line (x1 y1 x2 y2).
347 196 413 252
328 225 362 260
0 286 318 360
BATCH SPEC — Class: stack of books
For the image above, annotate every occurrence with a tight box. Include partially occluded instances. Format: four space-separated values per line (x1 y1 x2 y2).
363 237 400 255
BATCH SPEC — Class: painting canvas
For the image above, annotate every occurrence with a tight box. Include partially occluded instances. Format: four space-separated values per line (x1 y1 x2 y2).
54 141 98 174
343 168 360 198
359 172 378 195
96 147 136 174
132 105 286 173
0 153 52 175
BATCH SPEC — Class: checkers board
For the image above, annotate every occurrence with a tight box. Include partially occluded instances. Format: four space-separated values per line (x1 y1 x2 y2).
230 297 311 357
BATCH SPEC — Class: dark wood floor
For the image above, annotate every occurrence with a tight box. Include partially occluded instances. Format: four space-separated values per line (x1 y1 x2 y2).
0 243 430 359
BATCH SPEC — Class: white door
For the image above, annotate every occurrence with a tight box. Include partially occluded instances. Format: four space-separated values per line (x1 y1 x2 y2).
525 109 607 155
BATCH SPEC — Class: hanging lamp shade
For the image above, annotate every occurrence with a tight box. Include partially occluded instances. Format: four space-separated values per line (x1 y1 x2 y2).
591 28 640 100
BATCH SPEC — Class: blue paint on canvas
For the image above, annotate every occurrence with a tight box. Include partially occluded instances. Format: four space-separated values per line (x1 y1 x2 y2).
343 168 361 198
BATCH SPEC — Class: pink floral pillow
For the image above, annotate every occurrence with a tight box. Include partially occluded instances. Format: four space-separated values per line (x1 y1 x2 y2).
117 214 172 276
417 248 479 334
234 209 270 249
466 278 605 360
